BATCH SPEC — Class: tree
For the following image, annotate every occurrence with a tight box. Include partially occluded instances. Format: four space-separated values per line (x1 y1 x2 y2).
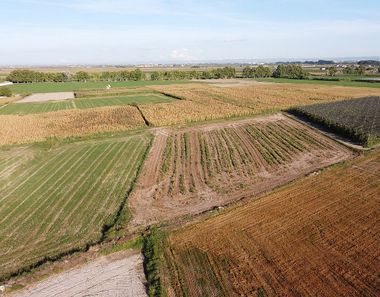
328 66 338 77
273 64 307 79
150 71 161 80
74 71 90 82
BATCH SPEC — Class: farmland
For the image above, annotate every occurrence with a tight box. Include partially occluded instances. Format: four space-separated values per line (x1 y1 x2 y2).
0 94 174 115
9 80 189 94
0 133 152 280
75 94 174 109
0 101 74 115
138 83 380 126
129 114 354 225
0 105 146 145
255 77 380 88
162 150 380 296
289 96 380 146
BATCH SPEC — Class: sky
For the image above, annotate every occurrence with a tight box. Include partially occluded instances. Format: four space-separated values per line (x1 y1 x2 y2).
1 0 380 65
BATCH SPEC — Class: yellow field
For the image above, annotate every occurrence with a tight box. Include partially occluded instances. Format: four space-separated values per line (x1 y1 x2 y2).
0 105 145 145
150 83 380 111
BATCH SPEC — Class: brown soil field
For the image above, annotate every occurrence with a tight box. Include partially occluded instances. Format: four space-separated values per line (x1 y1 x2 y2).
11 250 147 297
163 150 380 297
139 83 380 126
0 105 145 146
129 114 354 226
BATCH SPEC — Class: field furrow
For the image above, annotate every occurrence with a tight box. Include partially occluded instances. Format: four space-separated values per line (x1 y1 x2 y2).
129 114 354 226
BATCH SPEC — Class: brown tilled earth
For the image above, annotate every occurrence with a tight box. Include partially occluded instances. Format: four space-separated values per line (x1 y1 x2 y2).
163 150 380 297
129 114 355 226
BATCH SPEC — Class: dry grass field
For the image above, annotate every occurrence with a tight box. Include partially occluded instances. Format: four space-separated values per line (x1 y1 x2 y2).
151 83 380 110
138 83 380 126
0 105 146 145
129 114 354 226
163 150 380 297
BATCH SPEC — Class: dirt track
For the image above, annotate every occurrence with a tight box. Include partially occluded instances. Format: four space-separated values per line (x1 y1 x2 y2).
129 114 354 226
11 250 147 297
16 92 74 103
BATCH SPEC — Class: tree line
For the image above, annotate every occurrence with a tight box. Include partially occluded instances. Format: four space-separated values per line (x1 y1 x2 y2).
6 65 310 83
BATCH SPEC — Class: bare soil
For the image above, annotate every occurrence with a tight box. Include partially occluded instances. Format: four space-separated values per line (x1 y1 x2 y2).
10 250 147 297
129 114 354 227
16 92 75 103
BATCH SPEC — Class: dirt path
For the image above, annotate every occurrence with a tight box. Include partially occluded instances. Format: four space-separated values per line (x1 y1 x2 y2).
16 92 75 103
10 250 147 297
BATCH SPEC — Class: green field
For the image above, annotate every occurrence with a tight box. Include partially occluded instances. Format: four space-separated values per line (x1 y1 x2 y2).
75 94 174 109
0 94 174 115
0 133 152 280
9 80 189 93
255 77 380 88
0 101 74 115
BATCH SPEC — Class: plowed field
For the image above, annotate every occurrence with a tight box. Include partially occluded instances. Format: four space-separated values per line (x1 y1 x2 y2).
129 114 354 225
163 151 380 296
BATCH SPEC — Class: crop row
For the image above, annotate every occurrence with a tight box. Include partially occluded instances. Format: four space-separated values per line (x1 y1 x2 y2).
162 151 380 296
0 134 152 280
155 116 340 199
289 96 380 146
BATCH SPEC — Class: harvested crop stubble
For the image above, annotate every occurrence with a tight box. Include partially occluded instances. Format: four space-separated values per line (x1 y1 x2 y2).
0 105 146 145
150 83 380 111
129 114 354 226
0 133 151 280
163 151 380 297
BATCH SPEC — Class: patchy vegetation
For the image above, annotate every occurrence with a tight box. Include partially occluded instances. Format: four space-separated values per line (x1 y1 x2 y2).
129 115 353 226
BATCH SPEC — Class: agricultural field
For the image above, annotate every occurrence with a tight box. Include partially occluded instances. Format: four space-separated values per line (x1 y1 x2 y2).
129 114 354 226
0 93 174 115
0 132 152 280
0 105 146 145
9 80 189 94
162 150 380 297
75 94 174 109
74 87 153 98
0 101 74 115
289 96 380 146
255 77 380 88
138 83 380 126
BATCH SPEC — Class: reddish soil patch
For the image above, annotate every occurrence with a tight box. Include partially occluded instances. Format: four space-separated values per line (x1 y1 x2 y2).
163 151 380 296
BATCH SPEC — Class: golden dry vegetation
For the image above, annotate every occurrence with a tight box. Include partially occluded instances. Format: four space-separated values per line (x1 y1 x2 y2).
139 85 254 126
163 150 380 297
139 83 380 126
0 105 145 145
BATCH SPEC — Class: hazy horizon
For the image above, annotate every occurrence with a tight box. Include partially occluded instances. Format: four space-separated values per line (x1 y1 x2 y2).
2 0 380 65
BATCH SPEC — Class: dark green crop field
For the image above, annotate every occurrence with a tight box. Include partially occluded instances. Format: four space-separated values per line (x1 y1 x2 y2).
289 96 380 146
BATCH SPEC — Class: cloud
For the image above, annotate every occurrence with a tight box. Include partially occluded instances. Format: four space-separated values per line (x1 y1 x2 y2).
170 49 196 61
